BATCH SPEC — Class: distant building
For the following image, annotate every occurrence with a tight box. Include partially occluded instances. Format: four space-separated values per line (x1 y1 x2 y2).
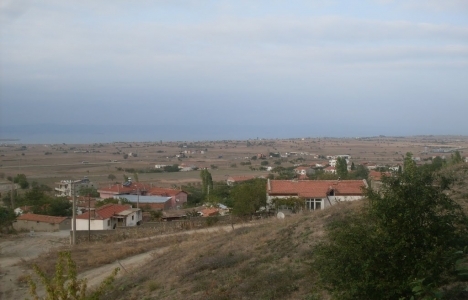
55 177 95 197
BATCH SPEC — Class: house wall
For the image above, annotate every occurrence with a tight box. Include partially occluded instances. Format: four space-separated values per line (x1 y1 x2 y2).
99 192 118 199
167 193 187 209
14 220 62 232
74 219 107 230
124 211 142 227
267 194 364 210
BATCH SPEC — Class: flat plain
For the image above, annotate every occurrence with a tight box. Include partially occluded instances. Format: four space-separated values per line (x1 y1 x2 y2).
1 135 467 188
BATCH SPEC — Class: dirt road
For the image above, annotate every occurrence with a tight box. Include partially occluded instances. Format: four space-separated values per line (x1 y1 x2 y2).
0 223 256 299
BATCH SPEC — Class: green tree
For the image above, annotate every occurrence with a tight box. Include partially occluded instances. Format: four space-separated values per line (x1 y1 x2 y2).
336 157 348 179
451 151 463 165
260 160 269 166
231 178 266 216
350 162 356 171
0 207 16 233
200 169 213 196
313 162 468 300
353 164 369 180
108 174 116 181
78 187 99 197
47 197 72 216
13 173 29 189
28 251 119 300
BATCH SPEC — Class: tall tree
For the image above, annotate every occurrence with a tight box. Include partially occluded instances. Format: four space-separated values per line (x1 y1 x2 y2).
200 169 213 196
451 150 463 165
335 157 348 179
231 178 266 216
313 159 468 299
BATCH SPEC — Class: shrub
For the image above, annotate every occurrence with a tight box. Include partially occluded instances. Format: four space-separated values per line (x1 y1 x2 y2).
28 251 119 300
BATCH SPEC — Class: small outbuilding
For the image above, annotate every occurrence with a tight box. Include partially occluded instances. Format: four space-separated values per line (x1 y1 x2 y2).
14 213 70 232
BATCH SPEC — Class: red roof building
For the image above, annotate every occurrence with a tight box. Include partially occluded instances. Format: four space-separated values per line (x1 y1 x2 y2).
14 213 70 232
267 179 368 211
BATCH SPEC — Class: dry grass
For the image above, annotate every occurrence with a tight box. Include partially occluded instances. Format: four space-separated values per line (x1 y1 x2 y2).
92 202 364 300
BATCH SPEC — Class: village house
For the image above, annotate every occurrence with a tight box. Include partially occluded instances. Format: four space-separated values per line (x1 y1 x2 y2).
266 179 367 211
74 204 141 230
14 213 70 232
98 182 187 210
368 170 391 191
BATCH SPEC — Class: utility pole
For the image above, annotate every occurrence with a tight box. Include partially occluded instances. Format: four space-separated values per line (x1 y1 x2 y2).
10 183 15 209
72 181 76 246
88 193 91 242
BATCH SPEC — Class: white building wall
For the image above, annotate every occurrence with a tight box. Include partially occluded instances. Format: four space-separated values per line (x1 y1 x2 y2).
74 219 106 230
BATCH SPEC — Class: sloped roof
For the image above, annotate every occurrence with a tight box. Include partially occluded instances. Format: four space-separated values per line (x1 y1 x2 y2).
369 171 391 181
115 195 172 203
17 213 67 224
76 204 133 220
148 187 185 197
200 208 219 217
267 180 367 198
97 182 150 195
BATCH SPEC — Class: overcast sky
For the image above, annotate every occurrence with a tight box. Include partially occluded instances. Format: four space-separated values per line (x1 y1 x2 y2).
1 0 467 142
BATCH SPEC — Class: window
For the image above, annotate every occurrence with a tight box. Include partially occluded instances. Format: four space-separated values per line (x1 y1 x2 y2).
132 215 134 220
107 220 110 226
306 199 322 210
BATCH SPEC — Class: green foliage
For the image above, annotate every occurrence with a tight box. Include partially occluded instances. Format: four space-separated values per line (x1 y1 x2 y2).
271 197 304 212
107 174 116 181
13 173 29 189
451 151 463 165
95 197 132 208
313 162 468 300
31 181 53 192
47 197 73 217
231 178 266 216
351 164 369 180
149 210 163 221
336 157 348 179
200 169 213 196
163 164 179 172
260 160 269 166
28 251 119 300
78 187 99 197
0 206 16 233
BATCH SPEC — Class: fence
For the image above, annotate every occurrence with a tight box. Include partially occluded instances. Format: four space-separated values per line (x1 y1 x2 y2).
71 215 238 244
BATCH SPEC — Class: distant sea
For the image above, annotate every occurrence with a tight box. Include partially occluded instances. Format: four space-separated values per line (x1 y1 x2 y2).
0 123 330 144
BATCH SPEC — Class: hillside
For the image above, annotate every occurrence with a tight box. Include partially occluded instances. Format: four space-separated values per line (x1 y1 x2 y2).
93 202 361 300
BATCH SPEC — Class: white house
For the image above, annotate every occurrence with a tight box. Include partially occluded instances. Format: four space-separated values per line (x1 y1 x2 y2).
55 177 95 197
74 204 142 230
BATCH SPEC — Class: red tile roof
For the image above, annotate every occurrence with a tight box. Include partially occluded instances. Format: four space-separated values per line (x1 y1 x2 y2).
76 204 132 220
148 187 185 197
200 208 219 217
369 171 391 181
267 179 367 198
17 213 67 224
97 182 150 195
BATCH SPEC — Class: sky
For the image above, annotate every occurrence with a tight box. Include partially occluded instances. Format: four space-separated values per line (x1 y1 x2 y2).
1 0 467 143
